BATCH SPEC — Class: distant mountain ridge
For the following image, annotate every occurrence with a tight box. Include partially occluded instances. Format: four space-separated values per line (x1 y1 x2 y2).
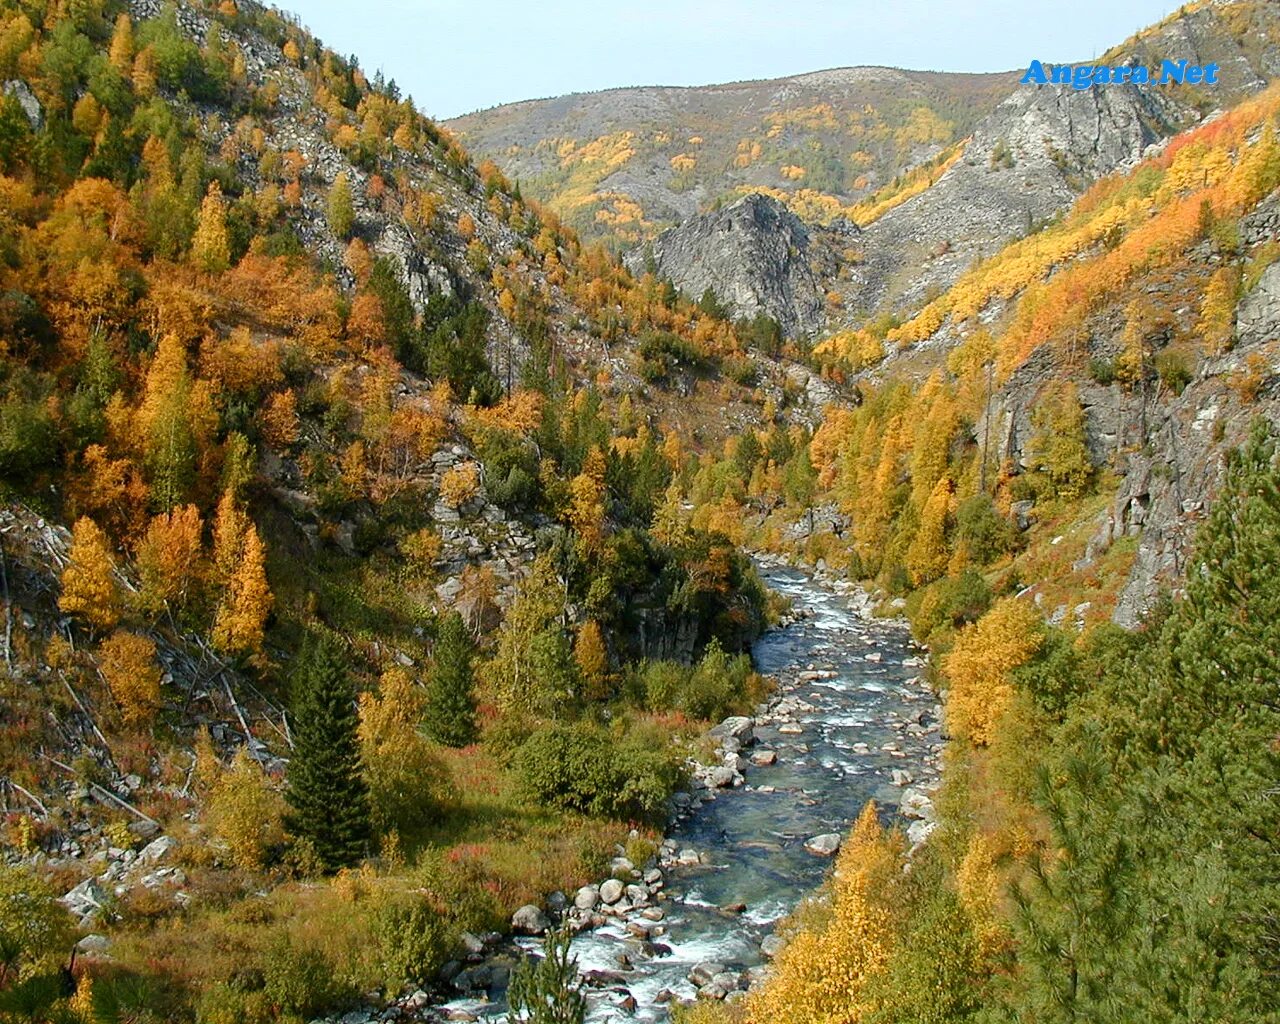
453 0 1280 333
448 65 1018 248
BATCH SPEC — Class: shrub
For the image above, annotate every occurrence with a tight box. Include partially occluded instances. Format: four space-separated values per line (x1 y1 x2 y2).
637 641 759 722
0 866 73 983
512 722 683 823
261 938 346 1018
370 895 451 990
0 397 55 478
955 494 1019 565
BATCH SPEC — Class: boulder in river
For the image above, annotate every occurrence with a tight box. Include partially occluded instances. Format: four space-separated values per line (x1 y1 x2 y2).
709 716 755 744
805 833 842 856
761 934 785 958
511 904 550 935
708 766 738 788
688 962 726 987
600 878 625 904
574 884 599 910
751 749 777 766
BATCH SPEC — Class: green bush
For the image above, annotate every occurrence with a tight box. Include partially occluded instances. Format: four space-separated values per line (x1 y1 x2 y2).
637 639 757 722
512 722 683 823
0 397 56 478
955 494 1019 565
261 938 347 1019
909 570 993 645
371 896 451 990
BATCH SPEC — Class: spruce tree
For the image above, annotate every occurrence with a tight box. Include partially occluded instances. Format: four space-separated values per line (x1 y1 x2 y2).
423 612 477 747
285 633 371 871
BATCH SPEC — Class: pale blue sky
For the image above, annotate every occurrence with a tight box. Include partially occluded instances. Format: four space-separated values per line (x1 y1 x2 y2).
282 0 1185 120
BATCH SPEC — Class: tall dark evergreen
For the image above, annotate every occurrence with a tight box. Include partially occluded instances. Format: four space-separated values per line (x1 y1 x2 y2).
424 612 478 747
285 633 371 871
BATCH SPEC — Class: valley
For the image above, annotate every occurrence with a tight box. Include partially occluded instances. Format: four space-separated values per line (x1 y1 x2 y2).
0 0 1277 1022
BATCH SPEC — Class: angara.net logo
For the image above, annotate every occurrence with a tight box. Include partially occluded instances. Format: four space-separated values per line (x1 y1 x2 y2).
1022 59 1220 90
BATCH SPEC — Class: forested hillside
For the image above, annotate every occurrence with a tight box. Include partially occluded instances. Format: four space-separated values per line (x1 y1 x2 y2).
3 0 1280 1022
0 1 827 1020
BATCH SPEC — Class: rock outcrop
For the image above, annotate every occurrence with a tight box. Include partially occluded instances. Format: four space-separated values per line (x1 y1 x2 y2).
626 193 835 337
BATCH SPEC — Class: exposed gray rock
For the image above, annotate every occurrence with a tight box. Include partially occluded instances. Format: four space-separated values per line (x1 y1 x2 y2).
511 904 551 935
599 878 625 905
804 833 841 856
627 194 830 337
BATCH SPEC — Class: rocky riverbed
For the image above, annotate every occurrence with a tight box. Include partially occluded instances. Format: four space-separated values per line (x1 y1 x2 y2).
429 559 943 1024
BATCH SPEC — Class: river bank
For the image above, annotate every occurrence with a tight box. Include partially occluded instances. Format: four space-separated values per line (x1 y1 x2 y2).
423 558 943 1024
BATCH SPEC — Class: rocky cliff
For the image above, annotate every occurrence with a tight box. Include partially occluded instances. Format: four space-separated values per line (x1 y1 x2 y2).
624 193 841 336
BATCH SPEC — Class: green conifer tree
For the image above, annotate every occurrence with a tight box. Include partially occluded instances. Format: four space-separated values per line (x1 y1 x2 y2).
285 633 371 871
423 611 477 748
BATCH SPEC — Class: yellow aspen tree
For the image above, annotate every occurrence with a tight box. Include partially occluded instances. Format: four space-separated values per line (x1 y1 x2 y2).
136 504 204 613
132 46 157 98
909 372 957 510
211 489 247 588
192 181 231 273
943 597 1044 746
358 666 444 834
59 517 120 630
566 448 607 549
260 389 299 448
747 801 898 1024
906 476 953 586
1197 266 1239 357
574 619 609 701
956 832 1012 962
212 525 272 656
208 749 284 870
107 12 133 72
98 630 162 727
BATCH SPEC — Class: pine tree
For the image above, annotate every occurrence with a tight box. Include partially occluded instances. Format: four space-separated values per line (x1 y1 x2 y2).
285 633 371 872
59 517 120 631
508 925 586 1024
192 181 230 272
424 611 477 747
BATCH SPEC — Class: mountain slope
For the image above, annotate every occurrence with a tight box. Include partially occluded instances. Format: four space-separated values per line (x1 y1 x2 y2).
448 66 1017 248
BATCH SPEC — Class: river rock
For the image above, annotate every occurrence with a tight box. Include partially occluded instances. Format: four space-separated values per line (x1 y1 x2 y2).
677 848 700 866
511 904 550 935
890 768 914 786
625 883 650 904
643 867 663 885
761 934 785 958
599 878 625 904
804 833 841 856
778 723 804 735
709 716 755 744
708 766 737 788
60 878 106 918
907 820 938 846
574 884 600 910
76 934 111 954
688 962 726 987
899 789 934 820
138 835 178 864
751 749 777 766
